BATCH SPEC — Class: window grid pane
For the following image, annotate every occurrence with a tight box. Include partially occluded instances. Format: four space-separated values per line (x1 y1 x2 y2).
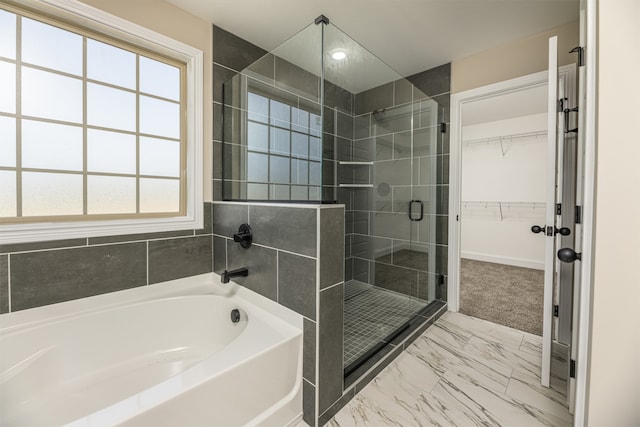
0 6 185 222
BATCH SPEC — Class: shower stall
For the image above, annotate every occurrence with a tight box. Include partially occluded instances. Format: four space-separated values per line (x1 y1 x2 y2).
221 15 447 378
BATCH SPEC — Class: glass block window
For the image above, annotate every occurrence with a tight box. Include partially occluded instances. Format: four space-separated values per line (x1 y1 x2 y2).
0 6 186 222
245 90 322 201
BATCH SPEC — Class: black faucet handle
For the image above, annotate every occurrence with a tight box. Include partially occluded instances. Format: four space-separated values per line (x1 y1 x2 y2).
233 224 252 248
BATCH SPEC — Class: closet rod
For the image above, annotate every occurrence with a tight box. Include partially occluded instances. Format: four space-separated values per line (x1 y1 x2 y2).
463 130 547 146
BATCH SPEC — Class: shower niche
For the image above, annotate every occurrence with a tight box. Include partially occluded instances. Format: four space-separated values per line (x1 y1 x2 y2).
221 14 449 422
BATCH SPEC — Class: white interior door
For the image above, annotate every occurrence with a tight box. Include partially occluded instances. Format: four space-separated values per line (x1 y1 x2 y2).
541 35 559 388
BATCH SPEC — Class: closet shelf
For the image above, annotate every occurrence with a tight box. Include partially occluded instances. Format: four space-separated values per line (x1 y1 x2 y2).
463 130 547 156
462 201 545 221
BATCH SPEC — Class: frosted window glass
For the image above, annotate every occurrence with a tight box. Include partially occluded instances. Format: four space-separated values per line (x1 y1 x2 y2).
271 128 290 155
291 185 308 200
247 152 268 182
291 159 308 184
22 120 82 171
87 83 136 131
140 178 179 213
310 113 321 137
22 67 82 123
0 171 16 217
270 100 290 128
87 39 136 89
0 61 16 113
88 175 136 214
291 107 309 133
139 95 180 138
22 17 82 75
0 10 16 59
309 161 321 185
309 137 321 159
248 92 268 123
139 56 180 101
247 183 268 199
0 116 16 167
247 122 268 152
140 136 180 177
87 129 136 174
22 172 83 216
309 186 320 201
270 155 289 184
291 132 308 158
270 184 289 200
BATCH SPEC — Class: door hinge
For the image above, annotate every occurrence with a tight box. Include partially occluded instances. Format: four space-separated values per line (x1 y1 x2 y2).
546 226 554 237
558 98 564 113
570 359 576 378
440 122 447 133
556 203 562 215
575 205 582 224
553 305 559 317
570 46 585 66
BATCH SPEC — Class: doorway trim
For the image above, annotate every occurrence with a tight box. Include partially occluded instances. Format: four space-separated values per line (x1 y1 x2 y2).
448 66 574 313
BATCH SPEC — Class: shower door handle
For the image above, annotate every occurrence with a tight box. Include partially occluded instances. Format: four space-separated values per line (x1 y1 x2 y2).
408 200 424 221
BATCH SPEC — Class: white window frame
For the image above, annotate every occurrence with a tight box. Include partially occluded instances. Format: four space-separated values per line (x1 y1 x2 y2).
0 0 203 244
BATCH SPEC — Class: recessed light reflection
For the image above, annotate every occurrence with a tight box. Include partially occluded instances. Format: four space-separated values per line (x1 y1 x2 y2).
331 50 347 60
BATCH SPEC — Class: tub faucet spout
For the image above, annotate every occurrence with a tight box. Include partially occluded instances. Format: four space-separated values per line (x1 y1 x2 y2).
221 267 248 283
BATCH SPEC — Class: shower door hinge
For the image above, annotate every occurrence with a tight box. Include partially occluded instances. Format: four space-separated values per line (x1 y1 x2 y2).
575 205 582 224
570 359 576 378
570 46 585 66
553 305 559 317
440 122 447 133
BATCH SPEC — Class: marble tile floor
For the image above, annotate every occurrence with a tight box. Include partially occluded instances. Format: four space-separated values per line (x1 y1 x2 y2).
326 311 573 427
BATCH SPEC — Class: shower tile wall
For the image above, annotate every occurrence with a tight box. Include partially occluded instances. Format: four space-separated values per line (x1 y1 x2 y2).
341 65 451 302
0 203 214 313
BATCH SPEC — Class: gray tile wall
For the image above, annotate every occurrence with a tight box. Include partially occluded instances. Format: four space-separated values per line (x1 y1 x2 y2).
344 65 451 302
213 25 326 202
0 203 214 313
213 201 344 427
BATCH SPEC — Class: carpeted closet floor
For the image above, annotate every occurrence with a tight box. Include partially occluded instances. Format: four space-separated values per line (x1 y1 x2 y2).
459 258 544 335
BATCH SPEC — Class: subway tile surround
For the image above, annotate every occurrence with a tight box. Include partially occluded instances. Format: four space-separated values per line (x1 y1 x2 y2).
0 203 214 313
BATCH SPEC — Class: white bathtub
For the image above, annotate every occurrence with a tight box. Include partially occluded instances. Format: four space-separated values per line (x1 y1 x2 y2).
0 273 304 427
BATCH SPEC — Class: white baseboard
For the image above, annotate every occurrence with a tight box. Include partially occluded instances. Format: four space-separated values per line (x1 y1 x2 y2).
461 251 544 270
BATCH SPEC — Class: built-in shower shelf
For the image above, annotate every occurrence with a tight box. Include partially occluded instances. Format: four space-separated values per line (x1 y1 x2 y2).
338 161 374 165
339 184 374 188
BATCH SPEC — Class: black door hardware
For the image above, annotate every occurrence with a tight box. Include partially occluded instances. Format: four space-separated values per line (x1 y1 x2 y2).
233 223 253 248
558 248 582 263
531 225 571 236
408 200 424 221
531 225 545 234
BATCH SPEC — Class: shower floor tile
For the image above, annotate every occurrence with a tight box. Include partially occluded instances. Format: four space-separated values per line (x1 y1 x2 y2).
343 280 428 368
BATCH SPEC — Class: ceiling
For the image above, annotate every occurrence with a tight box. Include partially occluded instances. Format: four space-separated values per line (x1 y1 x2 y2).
462 84 548 126
166 0 579 80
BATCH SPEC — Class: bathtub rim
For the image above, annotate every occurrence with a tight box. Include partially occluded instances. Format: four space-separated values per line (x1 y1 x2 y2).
0 272 303 335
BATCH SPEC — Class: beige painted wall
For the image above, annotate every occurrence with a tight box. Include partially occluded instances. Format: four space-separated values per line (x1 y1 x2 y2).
79 0 213 201
451 20 579 93
587 0 640 425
